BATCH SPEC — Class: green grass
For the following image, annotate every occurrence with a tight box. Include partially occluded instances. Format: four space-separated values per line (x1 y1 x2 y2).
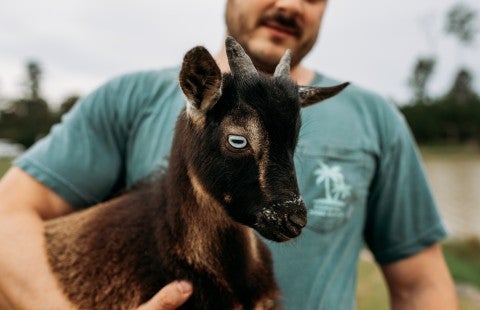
356 258 389 309
0 157 12 176
443 238 480 288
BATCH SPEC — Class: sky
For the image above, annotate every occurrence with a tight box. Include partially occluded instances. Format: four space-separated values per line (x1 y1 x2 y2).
0 0 479 107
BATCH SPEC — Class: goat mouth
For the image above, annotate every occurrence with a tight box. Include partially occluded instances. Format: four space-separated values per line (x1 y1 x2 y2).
266 231 293 242
256 225 303 242
253 208 306 242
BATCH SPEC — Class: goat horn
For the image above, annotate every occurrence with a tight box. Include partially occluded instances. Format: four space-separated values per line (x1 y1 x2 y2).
273 49 291 78
226 36 257 78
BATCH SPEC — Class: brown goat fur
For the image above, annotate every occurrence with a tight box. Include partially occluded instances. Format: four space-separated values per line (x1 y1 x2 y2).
45 37 348 309
46 178 278 309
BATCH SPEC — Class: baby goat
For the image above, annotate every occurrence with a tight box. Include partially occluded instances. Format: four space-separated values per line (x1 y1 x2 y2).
45 37 348 309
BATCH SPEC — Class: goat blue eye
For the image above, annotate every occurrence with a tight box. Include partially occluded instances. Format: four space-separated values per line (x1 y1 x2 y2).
228 135 248 149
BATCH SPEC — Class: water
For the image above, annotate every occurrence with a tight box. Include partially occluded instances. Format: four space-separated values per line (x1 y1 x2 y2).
424 157 480 238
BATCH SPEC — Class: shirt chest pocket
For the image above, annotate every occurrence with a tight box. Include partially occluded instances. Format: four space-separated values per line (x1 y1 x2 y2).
294 144 375 234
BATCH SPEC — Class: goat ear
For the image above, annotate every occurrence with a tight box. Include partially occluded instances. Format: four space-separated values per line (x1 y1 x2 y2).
179 46 222 118
298 82 350 108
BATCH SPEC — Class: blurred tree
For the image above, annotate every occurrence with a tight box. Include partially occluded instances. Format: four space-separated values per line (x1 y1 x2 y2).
25 61 42 100
408 56 436 104
401 2 480 145
445 68 477 104
0 98 52 146
445 2 478 45
440 68 480 143
0 60 56 147
59 95 80 115
401 103 442 143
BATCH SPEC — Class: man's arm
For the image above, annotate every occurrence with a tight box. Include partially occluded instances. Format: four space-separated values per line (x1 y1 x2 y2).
381 243 457 310
0 167 74 309
0 167 192 309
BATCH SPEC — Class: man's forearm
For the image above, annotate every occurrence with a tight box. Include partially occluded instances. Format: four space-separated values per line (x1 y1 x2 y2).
0 209 73 309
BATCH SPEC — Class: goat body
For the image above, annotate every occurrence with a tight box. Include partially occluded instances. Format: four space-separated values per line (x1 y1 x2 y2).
46 176 277 309
45 37 348 309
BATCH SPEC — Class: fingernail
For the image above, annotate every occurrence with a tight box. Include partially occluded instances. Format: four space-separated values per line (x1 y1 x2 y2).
176 280 192 294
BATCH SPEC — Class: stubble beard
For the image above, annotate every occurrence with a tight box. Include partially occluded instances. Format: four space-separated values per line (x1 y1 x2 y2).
226 8 317 75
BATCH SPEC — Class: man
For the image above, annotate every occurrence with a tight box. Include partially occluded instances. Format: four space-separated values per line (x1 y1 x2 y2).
0 0 457 309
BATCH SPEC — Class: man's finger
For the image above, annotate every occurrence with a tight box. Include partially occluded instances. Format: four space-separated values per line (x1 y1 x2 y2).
136 280 193 310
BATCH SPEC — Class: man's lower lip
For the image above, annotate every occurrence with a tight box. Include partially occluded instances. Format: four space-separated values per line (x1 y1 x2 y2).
262 25 296 38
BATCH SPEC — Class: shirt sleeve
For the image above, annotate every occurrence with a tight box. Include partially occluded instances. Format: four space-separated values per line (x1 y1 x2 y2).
364 106 447 265
14 73 145 208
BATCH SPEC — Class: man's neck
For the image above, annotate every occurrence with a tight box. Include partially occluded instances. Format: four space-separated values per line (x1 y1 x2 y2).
214 47 316 86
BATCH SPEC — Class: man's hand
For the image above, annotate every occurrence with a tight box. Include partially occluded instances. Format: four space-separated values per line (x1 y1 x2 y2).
137 281 193 310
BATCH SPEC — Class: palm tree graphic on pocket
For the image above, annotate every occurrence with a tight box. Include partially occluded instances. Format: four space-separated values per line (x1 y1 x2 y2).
311 161 352 218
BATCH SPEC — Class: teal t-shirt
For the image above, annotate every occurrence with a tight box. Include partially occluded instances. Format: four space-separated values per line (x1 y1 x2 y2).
15 67 446 309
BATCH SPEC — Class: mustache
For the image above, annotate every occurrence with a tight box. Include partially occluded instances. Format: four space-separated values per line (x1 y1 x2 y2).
259 10 302 37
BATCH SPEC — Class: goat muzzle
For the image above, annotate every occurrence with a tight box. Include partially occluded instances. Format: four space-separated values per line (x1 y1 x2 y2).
254 198 307 242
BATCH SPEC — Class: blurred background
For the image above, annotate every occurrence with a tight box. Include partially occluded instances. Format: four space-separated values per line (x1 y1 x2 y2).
1 0 479 308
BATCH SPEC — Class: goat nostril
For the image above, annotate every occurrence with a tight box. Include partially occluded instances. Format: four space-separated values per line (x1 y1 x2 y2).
289 214 306 228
